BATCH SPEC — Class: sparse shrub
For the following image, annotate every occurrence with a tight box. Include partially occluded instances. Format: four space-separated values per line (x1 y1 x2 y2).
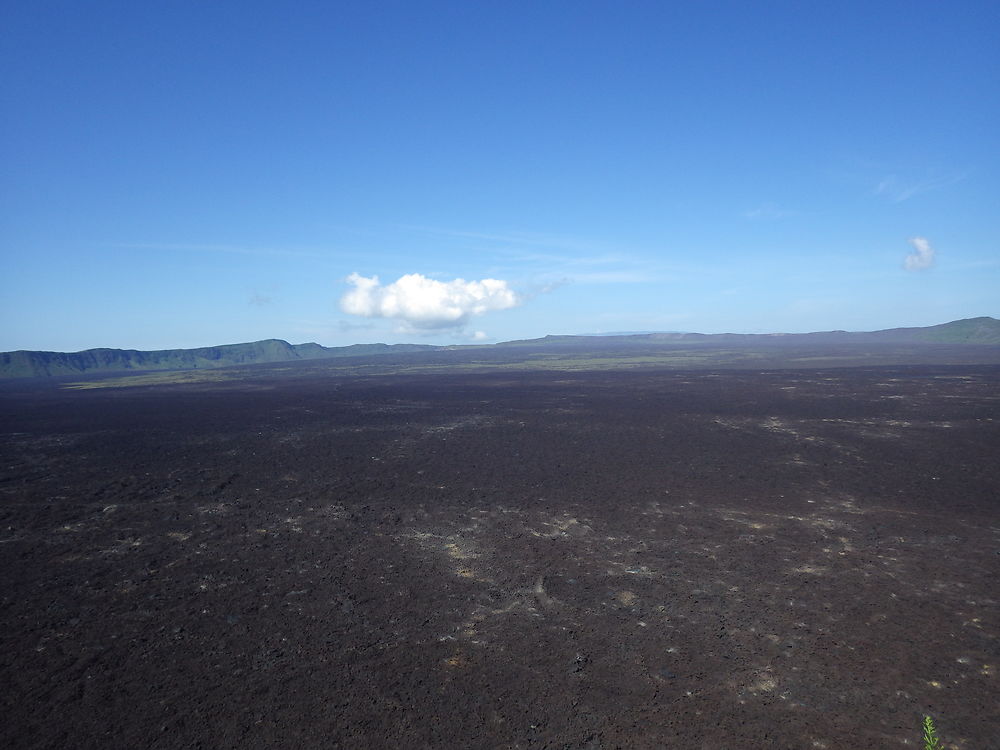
922 715 941 750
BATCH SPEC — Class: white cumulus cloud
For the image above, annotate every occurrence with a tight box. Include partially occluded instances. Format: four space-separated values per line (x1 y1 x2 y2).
904 237 935 271
340 273 521 330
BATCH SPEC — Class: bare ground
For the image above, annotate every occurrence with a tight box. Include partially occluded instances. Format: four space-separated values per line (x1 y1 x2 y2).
2 364 998 748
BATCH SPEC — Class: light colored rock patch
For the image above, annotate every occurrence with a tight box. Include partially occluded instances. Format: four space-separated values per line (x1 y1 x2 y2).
617 590 638 606
791 565 827 575
402 531 492 583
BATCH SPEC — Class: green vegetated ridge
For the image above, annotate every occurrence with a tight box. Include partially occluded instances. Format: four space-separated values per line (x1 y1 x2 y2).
1 317 997 380
499 316 1000 347
0 339 436 378
908 316 1000 344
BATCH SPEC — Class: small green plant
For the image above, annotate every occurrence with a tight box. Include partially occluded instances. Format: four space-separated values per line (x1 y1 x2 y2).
922 715 941 750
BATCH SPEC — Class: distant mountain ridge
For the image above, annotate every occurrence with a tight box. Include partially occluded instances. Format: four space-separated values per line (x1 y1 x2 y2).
0 340 436 379
501 317 1000 347
1 317 997 378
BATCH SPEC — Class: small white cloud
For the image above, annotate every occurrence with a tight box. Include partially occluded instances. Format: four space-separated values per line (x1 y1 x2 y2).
471 330 488 341
340 273 521 330
904 237 935 271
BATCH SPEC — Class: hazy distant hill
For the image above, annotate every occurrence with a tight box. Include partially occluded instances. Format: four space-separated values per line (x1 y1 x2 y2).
0 340 436 378
499 317 1000 348
880 316 1000 344
2 317 997 378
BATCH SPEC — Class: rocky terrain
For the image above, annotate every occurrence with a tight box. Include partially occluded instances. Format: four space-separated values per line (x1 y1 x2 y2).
2 357 998 748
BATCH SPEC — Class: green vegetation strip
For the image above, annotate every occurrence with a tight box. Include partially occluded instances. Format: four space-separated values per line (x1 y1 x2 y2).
60 350 774 388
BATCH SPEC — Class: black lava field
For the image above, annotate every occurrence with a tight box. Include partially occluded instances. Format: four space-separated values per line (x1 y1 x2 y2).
2 357 998 748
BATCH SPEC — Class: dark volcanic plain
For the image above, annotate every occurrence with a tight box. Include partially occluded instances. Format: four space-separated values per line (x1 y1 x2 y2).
2 345 999 749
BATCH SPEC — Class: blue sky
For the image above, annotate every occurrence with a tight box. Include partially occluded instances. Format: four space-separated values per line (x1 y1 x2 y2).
2 0 997 351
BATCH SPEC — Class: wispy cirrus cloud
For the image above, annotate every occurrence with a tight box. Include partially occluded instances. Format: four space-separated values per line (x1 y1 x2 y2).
874 170 969 203
832 157 971 204
111 242 325 259
741 203 796 220
402 226 610 255
404 226 672 286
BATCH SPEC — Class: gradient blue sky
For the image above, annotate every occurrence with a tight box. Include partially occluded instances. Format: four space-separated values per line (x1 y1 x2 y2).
2 0 998 351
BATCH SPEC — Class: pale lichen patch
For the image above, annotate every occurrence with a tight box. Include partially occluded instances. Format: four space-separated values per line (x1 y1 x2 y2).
616 590 638 606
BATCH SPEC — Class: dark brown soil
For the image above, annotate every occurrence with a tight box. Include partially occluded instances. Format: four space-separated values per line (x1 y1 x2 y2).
2 364 998 748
